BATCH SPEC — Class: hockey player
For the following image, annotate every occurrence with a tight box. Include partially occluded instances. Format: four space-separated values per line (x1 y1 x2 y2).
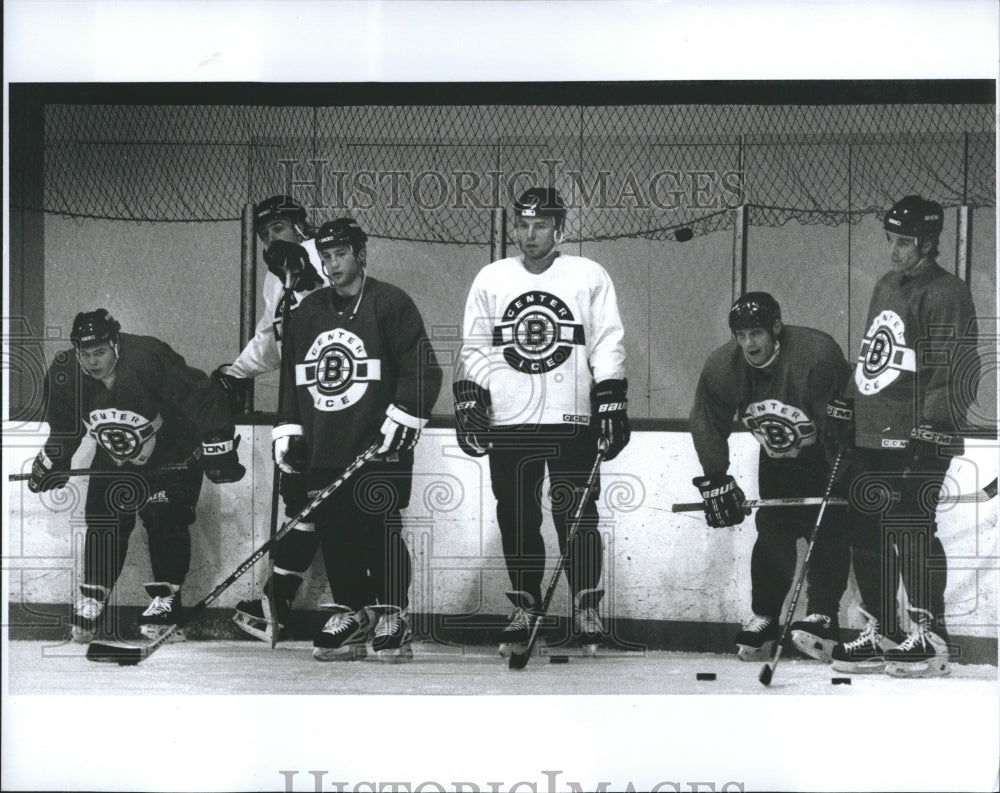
689 292 852 661
274 217 442 662
218 195 331 643
454 187 629 657
29 309 244 642
828 195 979 678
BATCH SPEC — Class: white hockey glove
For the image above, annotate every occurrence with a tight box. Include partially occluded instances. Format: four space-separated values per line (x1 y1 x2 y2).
378 404 427 455
272 424 308 474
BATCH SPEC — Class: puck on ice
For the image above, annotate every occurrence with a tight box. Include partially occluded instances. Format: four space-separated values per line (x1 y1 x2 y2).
549 655 570 664
696 672 716 681
831 677 851 685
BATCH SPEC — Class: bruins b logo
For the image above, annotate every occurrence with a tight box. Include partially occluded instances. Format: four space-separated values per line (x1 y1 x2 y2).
296 328 382 411
492 291 585 374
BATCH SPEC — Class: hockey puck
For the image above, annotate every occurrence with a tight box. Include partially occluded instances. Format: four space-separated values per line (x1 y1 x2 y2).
831 677 851 685
549 655 570 664
675 227 694 242
696 672 716 681
117 659 140 667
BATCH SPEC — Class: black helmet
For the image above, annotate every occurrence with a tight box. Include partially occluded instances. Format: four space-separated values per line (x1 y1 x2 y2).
513 187 567 230
883 195 944 242
254 195 307 233
315 218 368 255
71 309 121 349
729 292 781 334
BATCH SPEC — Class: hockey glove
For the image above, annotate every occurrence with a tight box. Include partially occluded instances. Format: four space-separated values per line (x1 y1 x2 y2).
906 424 961 475
379 404 427 454
263 239 323 292
211 364 250 415
692 473 750 528
27 451 70 494
272 424 308 475
822 397 855 457
453 380 492 457
592 378 630 461
200 433 247 484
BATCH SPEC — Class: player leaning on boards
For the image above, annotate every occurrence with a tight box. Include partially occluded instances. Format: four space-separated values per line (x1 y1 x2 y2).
689 292 852 662
274 217 442 662
454 187 630 657
29 309 245 643
216 195 331 643
826 195 979 679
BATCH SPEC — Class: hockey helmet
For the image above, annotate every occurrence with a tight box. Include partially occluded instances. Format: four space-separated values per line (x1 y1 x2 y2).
883 195 944 242
513 187 567 230
315 218 368 255
71 309 121 349
729 292 781 334
254 195 307 233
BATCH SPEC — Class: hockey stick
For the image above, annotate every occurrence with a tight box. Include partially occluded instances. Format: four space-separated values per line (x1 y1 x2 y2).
9 447 204 483
673 477 997 514
85 441 381 666
509 439 608 671
759 450 844 687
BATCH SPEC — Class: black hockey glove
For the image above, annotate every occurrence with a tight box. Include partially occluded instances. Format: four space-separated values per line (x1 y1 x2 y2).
692 473 750 528
906 424 962 475
272 424 308 475
592 378 630 461
263 239 323 292
27 451 70 494
211 364 250 415
379 404 426 454
200 433 247 484
822 397 855 457
453 380 492 457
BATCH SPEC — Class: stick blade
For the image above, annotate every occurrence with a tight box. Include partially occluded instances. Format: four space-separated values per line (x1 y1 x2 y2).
758 663 774 687
508 649 530 670
86 641 145 666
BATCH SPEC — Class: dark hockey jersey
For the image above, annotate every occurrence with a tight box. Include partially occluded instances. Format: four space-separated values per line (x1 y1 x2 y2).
278 276 443 470
690 325 850 476
847 262 979 449
42 333 234 470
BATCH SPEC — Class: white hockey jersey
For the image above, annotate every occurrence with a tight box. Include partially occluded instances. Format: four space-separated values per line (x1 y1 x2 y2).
458 252 626 427
227 238 329 378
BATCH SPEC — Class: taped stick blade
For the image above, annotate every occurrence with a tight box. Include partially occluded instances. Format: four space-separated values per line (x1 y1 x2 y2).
86 641 145 666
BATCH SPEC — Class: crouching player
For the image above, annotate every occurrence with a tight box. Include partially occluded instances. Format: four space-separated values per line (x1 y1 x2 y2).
29 309 245 643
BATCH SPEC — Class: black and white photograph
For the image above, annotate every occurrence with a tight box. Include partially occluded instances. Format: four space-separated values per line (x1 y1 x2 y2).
3 1 998 791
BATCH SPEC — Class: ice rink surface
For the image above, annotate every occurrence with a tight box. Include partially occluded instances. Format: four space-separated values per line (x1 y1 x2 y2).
5 640 999 793
5 639 999 696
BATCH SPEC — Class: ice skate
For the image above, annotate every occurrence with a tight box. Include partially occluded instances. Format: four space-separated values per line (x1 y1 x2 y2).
138 582 186 642
71 584 109 644
370 605 413 663
735 614 777 661
884 608 950 679
831 606 897 673
499 591 539 658
312 604 371 661
573 588 606 656
790 613 839 662
232 573 298 643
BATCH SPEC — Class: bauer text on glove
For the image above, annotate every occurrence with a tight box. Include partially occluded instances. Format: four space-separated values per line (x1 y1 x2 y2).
692 473 750 528
592 378 630 461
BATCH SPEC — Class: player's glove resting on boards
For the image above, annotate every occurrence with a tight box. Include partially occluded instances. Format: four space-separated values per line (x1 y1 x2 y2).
692 473 750 528
263 239 323 292
27 451 70 493
200 433 247 484
272 424 308 475
907 424 962 474
379 404 427 454
452 380 492 457
592 378 630 461
211 364 250 415
822 397 855 457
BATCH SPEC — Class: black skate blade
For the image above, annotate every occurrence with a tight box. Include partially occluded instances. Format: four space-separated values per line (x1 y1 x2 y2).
86 641 145 666
758 663 774 686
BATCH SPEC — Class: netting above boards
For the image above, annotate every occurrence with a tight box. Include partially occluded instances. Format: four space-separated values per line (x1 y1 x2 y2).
39 103 996 244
